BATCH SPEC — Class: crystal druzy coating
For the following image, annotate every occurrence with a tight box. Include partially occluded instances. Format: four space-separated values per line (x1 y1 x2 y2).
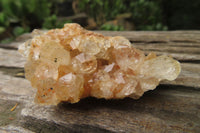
19 23 181 105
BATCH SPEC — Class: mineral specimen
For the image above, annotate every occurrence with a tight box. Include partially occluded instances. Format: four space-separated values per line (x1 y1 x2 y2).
19 23 181 105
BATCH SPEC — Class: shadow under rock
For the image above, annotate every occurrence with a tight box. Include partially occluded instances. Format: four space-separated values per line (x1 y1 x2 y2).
55 87 164 113
48 85 200 132
55 84 199 113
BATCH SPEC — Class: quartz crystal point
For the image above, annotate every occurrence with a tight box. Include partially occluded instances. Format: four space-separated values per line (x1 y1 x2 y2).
19 23 181 105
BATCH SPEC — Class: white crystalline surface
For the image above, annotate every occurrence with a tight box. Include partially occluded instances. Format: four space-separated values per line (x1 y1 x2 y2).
19 23 181 105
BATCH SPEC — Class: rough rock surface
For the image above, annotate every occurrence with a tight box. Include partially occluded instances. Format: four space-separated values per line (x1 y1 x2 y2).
19 23 181 105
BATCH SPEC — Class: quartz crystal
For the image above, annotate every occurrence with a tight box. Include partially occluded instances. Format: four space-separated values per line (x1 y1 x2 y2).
19 23 181 105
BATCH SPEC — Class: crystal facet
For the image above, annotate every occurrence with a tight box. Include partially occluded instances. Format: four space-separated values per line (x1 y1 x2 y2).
19 23 181 105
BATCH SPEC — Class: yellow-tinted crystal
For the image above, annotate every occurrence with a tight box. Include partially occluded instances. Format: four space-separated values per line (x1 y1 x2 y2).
19 23 181 105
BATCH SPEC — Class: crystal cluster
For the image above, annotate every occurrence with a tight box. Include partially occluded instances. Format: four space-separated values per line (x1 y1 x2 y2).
19 23 181 105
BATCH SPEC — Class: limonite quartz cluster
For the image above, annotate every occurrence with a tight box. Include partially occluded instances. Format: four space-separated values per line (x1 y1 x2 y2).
19 23 181 105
